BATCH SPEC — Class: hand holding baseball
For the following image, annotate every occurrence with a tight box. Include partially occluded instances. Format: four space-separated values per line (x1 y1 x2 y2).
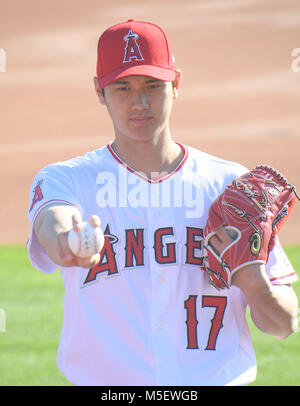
68 215 104 258
66 214 104 267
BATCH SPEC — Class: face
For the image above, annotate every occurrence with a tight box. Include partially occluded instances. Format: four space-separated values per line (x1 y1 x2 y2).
94 74 179 144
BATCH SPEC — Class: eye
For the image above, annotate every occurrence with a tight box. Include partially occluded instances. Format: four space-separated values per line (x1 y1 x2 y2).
148 83 163 89
117 86 130 92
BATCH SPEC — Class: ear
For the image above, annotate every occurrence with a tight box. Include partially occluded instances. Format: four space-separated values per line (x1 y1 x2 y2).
93 76 106 105
173 70 181 99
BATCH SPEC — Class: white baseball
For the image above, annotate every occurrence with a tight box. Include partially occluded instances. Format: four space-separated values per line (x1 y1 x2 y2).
68 221 105 258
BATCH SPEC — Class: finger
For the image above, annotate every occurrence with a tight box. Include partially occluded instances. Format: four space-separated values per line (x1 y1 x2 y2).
208 234 224 256
77 252 101 269
88 214 101 228
58 231 77 265
72 212 83 231
216 227 235 244
208 227 236 256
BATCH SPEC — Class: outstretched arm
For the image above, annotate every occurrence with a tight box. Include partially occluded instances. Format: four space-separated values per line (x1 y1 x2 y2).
33 204 101 268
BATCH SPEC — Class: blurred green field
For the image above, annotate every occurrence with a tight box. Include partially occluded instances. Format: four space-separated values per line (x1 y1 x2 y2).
0 245 70 386
0 245 299 386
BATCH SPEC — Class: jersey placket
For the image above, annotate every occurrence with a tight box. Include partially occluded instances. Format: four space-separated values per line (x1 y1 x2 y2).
146 180 180 385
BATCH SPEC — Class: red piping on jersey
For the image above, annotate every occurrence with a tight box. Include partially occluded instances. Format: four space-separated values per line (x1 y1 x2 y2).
31 199 75 221
107 142 188 184
269 272 297 282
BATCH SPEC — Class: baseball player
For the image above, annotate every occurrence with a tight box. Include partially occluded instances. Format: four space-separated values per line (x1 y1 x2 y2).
27 20 298 386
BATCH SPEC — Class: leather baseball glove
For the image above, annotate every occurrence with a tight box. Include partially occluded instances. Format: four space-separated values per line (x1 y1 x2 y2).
203 165 299 290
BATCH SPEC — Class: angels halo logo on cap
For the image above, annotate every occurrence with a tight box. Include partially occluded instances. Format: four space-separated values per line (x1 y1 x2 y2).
96 19 177 88
123 29 144 63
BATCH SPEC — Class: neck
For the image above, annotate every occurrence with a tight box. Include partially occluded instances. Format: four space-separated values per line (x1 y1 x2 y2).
110 135 184 179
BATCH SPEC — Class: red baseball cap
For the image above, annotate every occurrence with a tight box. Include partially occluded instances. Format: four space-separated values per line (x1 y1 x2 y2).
96 19 177 88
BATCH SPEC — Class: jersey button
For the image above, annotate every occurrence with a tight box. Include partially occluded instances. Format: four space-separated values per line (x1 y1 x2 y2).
158 274 165 282
158 322 166 329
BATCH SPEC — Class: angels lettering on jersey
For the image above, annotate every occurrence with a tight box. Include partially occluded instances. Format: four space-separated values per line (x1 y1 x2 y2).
83 224 204 287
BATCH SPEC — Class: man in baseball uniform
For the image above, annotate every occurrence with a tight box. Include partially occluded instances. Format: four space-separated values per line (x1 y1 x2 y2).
27 20 298 386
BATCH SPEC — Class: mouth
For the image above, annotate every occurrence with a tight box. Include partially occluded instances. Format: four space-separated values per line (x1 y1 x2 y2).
129 116 153 125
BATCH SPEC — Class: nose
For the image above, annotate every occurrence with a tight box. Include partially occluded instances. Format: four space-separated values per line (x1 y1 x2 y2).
131 90 149 110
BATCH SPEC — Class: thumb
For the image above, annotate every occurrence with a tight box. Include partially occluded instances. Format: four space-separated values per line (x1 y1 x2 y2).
88 214 101 228
71 211 83 232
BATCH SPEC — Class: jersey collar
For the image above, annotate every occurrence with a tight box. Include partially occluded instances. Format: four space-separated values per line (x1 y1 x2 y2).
106 142 188 184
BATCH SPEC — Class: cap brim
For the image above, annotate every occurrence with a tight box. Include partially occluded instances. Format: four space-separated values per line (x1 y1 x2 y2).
98 65 177 88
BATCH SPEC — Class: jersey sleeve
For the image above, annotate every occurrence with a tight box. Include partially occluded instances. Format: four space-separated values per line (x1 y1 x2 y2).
265 237 298 285
27 163 83 273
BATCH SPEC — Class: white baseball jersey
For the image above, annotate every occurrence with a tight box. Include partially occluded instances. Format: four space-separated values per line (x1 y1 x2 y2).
27 142 298 386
